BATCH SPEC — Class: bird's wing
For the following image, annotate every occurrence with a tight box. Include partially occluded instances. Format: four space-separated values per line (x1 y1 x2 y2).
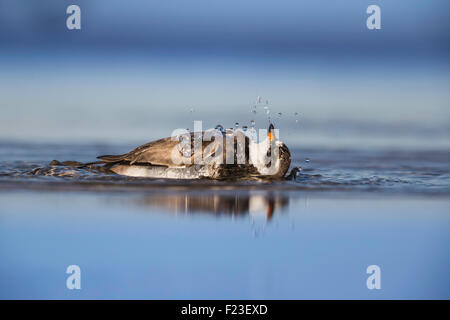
97 137 182 167
97 131 251 167
126 133 231 167
127 137 182 166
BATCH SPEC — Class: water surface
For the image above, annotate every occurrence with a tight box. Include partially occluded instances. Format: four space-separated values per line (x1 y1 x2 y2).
1 141 449 194
0 141 449 299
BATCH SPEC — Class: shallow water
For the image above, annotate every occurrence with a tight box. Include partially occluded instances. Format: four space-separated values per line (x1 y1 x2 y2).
0 141 449 299
0 141 449 195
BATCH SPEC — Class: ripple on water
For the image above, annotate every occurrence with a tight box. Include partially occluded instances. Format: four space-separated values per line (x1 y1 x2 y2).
0 143 449 195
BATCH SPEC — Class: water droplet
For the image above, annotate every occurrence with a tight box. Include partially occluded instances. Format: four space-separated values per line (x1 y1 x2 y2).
235 122 239 128
277 112 282 117
295 119 299 123
294 112 298 116
305 158 310 163
256 96 261 104
242 125 248 132
215 124 224 133
250 120 255 127
266 109 270 115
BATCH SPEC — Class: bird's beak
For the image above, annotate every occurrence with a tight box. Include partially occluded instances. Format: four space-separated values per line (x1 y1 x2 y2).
268 123 275 142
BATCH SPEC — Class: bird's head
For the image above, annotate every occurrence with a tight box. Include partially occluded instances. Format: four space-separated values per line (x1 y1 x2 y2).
256 123 291 178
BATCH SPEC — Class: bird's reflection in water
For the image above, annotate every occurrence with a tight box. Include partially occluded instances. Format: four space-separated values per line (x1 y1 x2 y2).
134 191 289 222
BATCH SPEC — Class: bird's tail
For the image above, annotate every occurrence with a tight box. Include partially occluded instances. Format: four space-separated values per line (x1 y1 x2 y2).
82 160 105 166
96 154 128 163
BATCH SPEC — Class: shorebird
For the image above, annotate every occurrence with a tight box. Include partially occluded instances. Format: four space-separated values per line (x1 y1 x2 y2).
95 124 291 179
